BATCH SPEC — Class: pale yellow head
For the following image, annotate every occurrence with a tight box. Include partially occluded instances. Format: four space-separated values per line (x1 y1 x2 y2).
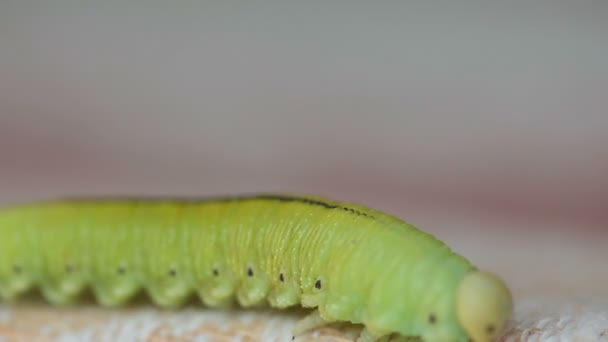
457 271 513 342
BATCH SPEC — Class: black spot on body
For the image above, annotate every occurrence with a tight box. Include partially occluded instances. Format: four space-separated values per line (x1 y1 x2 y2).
213 268 219 276
117 266 127 275
486 325 495 334
279 273 285 282
169 268 177 277
247 267 254 277
428 314 437 324
315 279 322 289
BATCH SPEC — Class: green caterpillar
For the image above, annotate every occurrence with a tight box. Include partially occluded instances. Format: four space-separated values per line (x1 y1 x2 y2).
0 194 512 342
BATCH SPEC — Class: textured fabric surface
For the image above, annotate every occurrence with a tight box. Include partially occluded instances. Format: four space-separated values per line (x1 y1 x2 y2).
0 296 607 341
503 297 608 342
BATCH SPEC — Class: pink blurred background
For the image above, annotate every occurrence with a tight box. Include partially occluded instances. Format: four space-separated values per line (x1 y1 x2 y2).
1 2 607 296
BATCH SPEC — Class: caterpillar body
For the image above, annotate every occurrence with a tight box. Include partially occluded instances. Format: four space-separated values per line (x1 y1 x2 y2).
0 194 513 342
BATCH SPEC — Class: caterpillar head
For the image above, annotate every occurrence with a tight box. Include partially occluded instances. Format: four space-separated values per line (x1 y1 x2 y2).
457 271 513 342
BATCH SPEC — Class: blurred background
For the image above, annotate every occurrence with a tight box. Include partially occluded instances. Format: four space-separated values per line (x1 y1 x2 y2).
1 2 607 297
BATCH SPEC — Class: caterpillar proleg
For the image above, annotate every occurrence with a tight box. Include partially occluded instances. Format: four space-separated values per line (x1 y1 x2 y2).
0 194 513 342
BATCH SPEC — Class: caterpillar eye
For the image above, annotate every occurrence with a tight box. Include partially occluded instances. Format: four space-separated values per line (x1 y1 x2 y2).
428 313 437 324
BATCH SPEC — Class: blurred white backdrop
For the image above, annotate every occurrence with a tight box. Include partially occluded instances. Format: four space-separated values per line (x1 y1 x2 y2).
1 2 607 228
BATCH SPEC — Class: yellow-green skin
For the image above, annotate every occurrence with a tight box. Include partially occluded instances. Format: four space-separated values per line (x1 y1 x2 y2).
0 194 512 341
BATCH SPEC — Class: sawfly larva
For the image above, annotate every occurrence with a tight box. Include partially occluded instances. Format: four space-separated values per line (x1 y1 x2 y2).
0 194 513 342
